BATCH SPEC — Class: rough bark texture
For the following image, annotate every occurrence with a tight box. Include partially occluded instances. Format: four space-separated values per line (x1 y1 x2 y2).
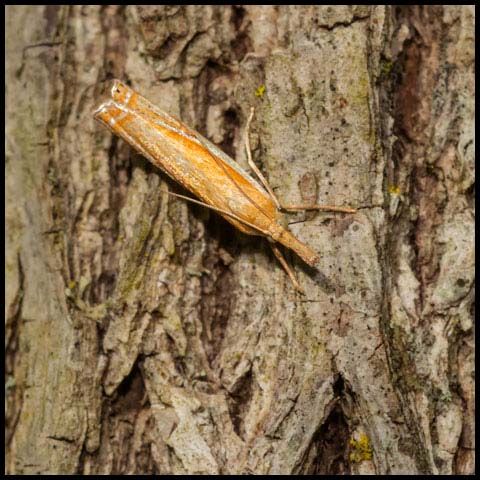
6 5 474 475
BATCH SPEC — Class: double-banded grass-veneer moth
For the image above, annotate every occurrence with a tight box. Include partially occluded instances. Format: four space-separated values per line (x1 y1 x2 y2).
94 80 355 292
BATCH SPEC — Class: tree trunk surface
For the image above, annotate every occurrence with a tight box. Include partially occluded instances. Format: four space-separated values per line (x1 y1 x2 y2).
6 5 474 475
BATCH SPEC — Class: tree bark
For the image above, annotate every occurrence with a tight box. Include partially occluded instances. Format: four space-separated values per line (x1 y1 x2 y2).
6 5 474 474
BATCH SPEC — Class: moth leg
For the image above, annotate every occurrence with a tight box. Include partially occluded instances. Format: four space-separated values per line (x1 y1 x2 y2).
270 243 305 294
245 107 282 210
162 189 272 236
245 108 356 214
279 204 357 214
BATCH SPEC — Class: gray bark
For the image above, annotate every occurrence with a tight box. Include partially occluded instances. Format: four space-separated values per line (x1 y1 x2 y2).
6 5 474 474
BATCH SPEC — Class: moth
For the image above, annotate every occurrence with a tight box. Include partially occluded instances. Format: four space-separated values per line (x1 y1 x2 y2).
93 80 355 292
